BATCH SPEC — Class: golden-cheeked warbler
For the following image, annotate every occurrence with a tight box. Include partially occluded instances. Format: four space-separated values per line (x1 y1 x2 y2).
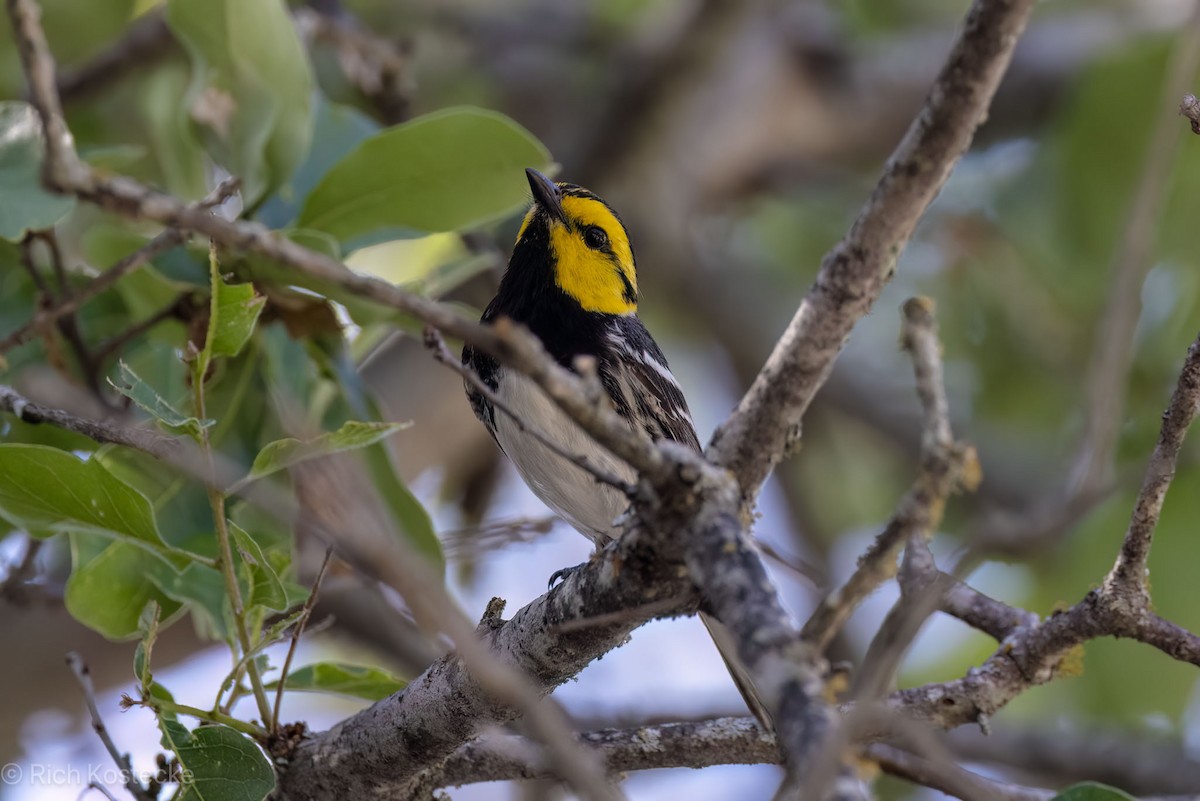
462 168 770 729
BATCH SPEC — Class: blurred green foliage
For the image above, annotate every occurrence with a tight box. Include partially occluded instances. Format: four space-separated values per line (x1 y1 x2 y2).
0 0 1197 797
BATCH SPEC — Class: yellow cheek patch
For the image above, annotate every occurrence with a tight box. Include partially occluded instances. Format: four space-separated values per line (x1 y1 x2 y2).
550 196 638 315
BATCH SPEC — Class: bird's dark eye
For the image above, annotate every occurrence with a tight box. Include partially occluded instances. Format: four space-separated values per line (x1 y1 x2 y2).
583 226 608 250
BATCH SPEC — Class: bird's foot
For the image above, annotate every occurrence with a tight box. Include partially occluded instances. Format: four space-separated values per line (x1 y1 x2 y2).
548 561 587 590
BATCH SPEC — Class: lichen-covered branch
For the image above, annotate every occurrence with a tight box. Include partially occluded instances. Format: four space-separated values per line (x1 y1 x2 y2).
431 717 777 789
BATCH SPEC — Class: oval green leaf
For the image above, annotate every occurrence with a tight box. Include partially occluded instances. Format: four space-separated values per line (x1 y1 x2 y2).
0 444 166 547
297 106 551 242
266 661 406 701
67 534 184 641
160 721 276 801
242 420 411 485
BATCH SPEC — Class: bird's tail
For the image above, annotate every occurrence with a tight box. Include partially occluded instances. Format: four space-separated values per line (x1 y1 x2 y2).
699 611 774 731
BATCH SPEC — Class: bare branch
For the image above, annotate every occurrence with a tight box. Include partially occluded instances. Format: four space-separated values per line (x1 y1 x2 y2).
867 743 1052 801
272 548 333 734
922 568 1037 643
801 299 977 652
0 384 178 457
67 652 155 801
1103 336 1200 602
708 0 1037 502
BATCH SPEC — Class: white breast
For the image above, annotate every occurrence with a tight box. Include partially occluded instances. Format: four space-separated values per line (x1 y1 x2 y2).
492 371 634 545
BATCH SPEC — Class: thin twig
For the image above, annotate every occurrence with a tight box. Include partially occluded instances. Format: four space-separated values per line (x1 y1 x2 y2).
800 299 976 651
423 326 635 494
915 564 1037 642
890 336 1200 728
34 228 104 395
92 292 203 366
754 538 824 587
67 652 155 801
867 743 1052 801
272 547 333 732
1103 335 1200 602
440 516 559 559
0 384 178 456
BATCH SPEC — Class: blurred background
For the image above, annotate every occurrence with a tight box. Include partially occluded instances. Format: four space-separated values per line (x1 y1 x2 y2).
2 0 1200 799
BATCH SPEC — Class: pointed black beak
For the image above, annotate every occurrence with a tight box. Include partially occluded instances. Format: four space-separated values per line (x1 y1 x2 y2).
526 168 566 224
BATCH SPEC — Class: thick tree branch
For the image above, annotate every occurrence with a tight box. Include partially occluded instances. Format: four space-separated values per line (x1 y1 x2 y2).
431 717 777 789
708 0 1037 502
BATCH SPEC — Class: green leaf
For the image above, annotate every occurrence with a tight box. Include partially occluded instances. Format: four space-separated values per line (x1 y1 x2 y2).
160 721 275 801
166 0 314 205
266 661 406 701
244 420 411 483
229 521 288 612
66 535 184 640
297 106 551 243
0 444 168 549
1052 783 1137 801
109 361 213 439
148 561 233 642
0 101 76 240
207 267 266 361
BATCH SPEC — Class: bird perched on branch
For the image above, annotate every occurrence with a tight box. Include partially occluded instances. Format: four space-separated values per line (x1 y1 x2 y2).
462 167 770 729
